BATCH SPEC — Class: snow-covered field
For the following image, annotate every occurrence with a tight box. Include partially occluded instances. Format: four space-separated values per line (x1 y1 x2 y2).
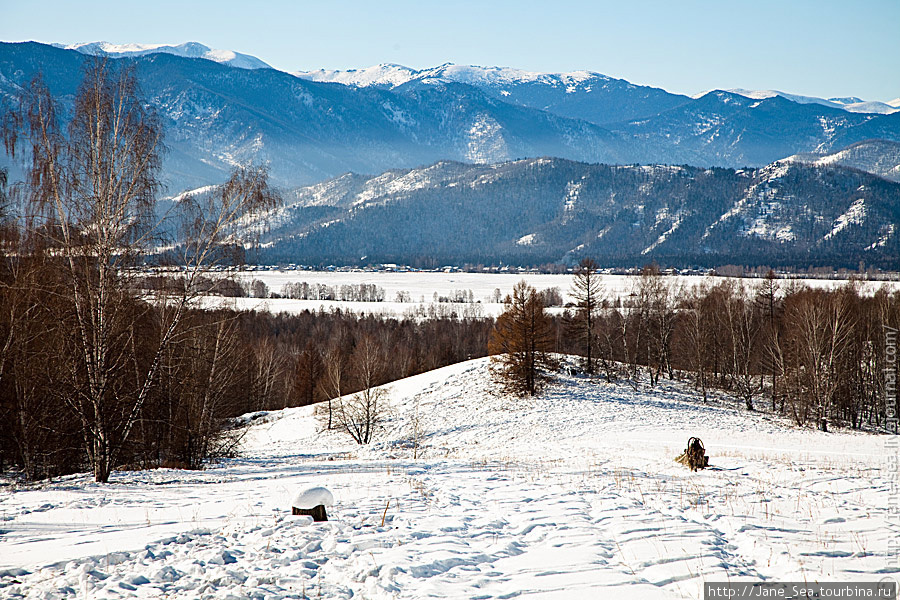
2 358 897 599
225 271 900 318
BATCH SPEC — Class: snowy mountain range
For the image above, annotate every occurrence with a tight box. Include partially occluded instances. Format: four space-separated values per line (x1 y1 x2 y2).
2 42 898 196
299 63 899 117
55 41 272 70
249 156 900 268
2 41 900 268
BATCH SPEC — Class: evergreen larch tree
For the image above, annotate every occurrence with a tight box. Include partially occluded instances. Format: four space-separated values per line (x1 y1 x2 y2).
570 257 603 375
489 280 558 396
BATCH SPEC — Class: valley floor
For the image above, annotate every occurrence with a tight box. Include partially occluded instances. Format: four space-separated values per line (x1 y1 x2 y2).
1 359 896 599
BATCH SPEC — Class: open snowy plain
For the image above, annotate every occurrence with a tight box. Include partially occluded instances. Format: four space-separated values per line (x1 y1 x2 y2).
225 271 900 318
1 358 896 599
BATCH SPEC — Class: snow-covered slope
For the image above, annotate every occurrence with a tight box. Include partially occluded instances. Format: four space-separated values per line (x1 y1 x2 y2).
0 358 893 598
786 139 900 182
60 41 271 70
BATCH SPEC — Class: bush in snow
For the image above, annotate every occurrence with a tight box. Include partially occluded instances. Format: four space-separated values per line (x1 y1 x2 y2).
331 335 392 444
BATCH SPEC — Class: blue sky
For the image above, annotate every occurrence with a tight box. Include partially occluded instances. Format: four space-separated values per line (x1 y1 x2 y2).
2 0 898 101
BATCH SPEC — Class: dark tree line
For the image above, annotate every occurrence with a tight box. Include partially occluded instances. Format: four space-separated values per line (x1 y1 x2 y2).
0 285 494 479
233 308 494 413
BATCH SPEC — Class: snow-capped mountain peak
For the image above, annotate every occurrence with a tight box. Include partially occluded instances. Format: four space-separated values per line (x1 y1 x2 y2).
59 41 271 70
293 63 611 90
828 96 865 105
293 63 419 87
421 64 608 87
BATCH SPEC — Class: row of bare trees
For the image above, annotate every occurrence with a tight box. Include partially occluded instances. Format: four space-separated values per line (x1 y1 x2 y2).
240 309 493 437
280 281 386 302
559 264 900 431
0 59 280 481
0 266 494 478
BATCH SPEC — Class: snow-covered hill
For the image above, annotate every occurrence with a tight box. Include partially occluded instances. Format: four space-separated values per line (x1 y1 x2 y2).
59 41 271 69
0 358 893 598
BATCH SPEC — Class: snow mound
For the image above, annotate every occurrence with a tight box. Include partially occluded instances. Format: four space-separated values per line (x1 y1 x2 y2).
291 486 334 509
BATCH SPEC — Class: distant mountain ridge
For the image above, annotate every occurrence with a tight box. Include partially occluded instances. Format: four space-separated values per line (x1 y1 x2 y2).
297 63 612 88
297 63 697 125
249 157 900 269
1 42 899 197
56 41 272 70
723 88 897 115
298 63 897 117
0 42 621 192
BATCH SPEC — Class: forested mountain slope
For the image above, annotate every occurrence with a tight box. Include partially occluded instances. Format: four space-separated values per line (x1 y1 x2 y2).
253 158 900 268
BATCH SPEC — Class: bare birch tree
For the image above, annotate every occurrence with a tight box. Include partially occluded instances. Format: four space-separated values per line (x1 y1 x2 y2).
755 270 782 411
784 287 855 429
335 335 390 444
4 59 279 481
632 266 676 386
715 281 764 411
678 282 712 401
3 62 164 481
318 338 347 431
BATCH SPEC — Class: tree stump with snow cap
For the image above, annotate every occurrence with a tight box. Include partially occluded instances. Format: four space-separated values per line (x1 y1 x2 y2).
292 487 334 522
